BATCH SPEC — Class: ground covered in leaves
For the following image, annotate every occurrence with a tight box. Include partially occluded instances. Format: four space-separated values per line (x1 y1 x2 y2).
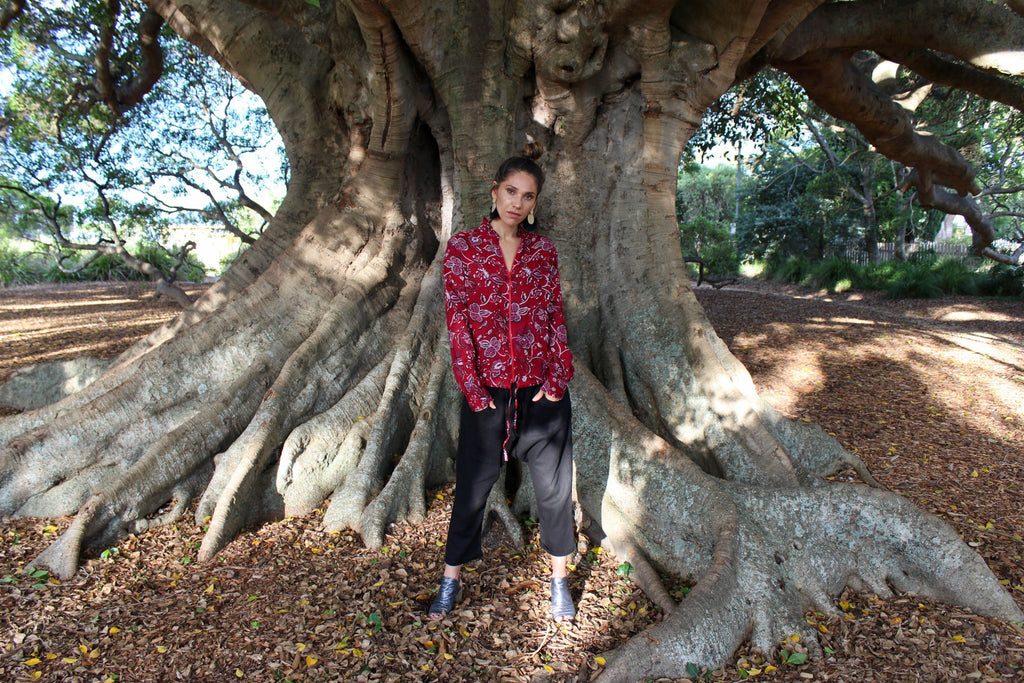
1 280 1022 682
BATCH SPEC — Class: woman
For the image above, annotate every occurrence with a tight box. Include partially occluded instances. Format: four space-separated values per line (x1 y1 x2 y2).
429 152 576 622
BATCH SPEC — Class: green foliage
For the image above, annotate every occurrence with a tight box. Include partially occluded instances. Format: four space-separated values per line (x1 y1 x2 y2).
976 264 1024 297
680 216 739 275
808 257 861 293
0 241 205 285
0 244 41 286
883 261 945 299
677 164 736 226
1 10 280 279
767 255 812 285
757 252 1022 299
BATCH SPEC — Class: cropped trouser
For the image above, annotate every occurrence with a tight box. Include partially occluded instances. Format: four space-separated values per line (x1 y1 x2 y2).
443 384 575 567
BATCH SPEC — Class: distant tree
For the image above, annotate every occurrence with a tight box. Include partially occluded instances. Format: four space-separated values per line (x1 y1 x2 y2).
699 61 1024 266
676 164 738 275
0 14 283 299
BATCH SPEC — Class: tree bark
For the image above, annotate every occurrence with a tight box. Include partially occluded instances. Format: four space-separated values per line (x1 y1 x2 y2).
2 0 1022 678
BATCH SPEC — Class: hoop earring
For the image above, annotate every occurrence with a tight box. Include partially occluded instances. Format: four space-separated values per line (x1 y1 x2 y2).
527 211 535 225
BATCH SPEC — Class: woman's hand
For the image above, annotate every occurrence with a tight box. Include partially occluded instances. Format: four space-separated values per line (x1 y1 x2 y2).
474 398 497 411
532 390 559 402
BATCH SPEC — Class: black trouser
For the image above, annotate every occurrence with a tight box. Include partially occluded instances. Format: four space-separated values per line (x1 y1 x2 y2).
443 384 575 566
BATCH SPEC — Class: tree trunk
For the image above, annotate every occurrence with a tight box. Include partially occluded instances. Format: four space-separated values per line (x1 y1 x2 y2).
2 1 1021 679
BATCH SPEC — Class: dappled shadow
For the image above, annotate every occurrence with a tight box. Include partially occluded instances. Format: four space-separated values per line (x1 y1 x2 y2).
697 287 1024 610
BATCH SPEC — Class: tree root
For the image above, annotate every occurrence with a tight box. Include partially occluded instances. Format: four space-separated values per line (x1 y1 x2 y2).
571 366 1021 682
277 353 393 516
484 466 525 551
357 347 448 548
323 254 444 534
198 235 407 561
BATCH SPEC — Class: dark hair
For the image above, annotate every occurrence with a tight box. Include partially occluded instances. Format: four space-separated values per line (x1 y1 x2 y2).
489 144 545 228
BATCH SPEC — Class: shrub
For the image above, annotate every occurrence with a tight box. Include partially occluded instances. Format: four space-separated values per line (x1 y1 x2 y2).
680 217 739 276
809 257 862 293
0 245 40 286
931 259 978 296
976 265 1024 297
769 255 813 285
884 261 944 299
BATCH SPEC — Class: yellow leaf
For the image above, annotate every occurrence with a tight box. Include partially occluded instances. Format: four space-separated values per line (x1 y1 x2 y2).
24 657 42 666
45 653 57 660
353 648 363 658
628 601 637 610
748 668 762 676
373 579 385 587
544 665 554 672
764 665 777 673
1000 579 1010 586
953 635 966 642
389 600 405 607
305 655 318 666
108 626 121 634
78 645 88 654
595 656 607 666
30 672 41 680
309 548 322 554
156 646 168 654
985 521 994 529
818 624 828 633
435 493 444 500
971 469 979 478
421 665 431 672
839 600 851 610
62 657 78 664
88 648 100 659
204 584 215 594
460 627 471 638
42 525 58 534
295 643 306 653
235 669 244 677
443 653 454 660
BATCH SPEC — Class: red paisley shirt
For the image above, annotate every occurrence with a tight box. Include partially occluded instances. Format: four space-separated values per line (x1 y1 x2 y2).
443 219 574 411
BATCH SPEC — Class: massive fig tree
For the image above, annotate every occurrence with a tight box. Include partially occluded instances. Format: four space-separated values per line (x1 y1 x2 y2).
2 0 1022 679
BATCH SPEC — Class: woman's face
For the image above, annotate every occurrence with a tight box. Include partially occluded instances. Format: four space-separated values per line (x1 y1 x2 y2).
491 171 539 230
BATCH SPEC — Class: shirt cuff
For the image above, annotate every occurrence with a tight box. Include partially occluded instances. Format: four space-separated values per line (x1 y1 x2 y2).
541 378 566 401
466 387 493 412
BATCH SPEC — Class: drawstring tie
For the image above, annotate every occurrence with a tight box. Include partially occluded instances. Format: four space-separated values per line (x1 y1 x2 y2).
502 383 518 461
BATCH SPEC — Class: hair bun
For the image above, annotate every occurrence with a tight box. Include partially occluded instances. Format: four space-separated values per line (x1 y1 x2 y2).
520 141 544 161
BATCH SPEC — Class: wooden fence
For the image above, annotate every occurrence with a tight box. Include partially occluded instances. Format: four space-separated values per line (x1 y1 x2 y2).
824 241 975 265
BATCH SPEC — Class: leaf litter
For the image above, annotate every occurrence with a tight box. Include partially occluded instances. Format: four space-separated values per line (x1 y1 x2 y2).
0 278 1022 681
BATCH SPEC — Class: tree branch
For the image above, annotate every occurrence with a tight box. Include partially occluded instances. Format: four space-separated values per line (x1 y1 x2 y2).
116 9 165 109
779 49 981 197
901 169 997 255
777 0 1024 77
882 48 1024 113
0 0 25 31
91 2 164 115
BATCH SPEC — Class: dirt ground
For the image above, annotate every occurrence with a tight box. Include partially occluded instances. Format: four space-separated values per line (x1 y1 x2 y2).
0 279 1022 682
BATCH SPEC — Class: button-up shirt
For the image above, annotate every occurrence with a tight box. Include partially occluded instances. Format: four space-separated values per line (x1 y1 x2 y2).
443 219 574 411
